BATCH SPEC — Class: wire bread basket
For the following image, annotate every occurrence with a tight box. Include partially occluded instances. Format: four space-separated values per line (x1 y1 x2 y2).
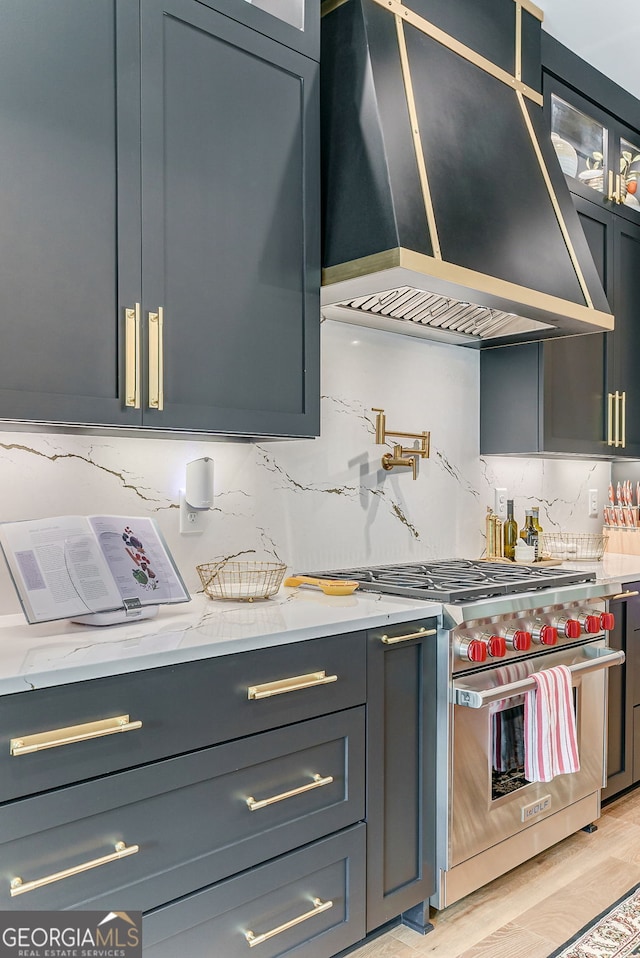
197 560 286 601
539 532 609 561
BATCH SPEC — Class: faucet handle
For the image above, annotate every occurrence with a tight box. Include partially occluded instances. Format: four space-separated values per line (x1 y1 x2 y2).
372 407 386 444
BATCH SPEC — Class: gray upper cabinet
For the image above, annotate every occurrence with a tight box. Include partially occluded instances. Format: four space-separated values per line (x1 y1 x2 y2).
194 0 319 59
141 0 319 436
0 0 141 428
0 0 320 439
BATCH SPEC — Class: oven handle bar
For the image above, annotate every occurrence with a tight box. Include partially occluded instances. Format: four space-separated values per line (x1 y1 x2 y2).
453 647 625 709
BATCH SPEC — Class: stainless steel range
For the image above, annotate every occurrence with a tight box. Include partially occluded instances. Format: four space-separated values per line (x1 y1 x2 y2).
311 560 625 909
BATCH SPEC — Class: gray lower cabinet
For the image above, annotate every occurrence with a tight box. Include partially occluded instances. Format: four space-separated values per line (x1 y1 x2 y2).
365 617 437 932
0 622 439 954
0 632 365 803
0 0 320 439
143 826 366 958
603 582 640 800
1 709 364 912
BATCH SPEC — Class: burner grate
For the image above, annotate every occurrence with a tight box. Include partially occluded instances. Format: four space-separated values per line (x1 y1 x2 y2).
310 559 596 603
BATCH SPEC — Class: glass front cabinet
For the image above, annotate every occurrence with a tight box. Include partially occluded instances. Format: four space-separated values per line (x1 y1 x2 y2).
547 77 640 221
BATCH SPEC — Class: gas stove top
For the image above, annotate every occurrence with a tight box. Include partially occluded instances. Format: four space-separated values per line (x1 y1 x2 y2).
311 559 596 603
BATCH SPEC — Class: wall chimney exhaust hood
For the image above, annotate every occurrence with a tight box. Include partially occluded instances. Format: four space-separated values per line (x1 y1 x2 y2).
320 0 613 347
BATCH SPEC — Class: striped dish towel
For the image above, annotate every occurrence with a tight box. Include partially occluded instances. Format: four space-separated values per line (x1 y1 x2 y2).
524 664 580 783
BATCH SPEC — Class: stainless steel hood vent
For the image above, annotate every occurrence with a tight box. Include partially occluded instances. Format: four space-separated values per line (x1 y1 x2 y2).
331 286 552 341
320 0 613 348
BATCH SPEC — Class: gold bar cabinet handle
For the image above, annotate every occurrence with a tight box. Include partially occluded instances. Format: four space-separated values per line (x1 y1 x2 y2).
621 391 626 448
381 627 437 644
607 392 614 446
608 169 616 202
10 841 139 897
148 307 164 410
124 303 141 408
10 715 143 756
247 671 338 700
615 390 621 447
246 773 334 811
244 898 333 947
612 590 640 600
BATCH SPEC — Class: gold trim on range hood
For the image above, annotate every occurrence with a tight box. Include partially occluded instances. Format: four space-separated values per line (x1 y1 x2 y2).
320 0 614 347
321 249 614 346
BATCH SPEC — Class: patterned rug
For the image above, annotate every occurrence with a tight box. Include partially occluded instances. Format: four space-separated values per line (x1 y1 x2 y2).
548 883 640 957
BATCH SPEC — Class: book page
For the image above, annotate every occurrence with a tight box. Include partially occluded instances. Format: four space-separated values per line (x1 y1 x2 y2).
88 516 190 606
0 517 123 623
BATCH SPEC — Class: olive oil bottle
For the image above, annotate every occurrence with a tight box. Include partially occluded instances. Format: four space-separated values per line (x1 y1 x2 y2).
504 499 518 560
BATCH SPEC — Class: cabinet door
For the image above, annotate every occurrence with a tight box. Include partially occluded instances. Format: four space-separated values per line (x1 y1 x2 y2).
603 591 634 800
365 619 437 932
603 583 640 801
611 218 640 456
0 0 142 427
139 0 320 437
541 196 610 456
190 0 319 59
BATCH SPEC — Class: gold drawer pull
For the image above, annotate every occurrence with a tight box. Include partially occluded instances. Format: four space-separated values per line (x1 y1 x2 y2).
10 841 139 897
10 715 143 756
381 627 436 644
612 590 639 600
246 773 334 811
148 307 164 411
247 671 337 700
125 303 141 408
244 897 333 947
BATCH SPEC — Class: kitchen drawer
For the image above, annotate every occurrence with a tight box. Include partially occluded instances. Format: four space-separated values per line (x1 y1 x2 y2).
143 824 366 957
0 631 366 802
0 708 364 911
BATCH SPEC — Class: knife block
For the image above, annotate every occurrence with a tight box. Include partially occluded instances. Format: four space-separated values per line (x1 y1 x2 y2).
604 527 640 555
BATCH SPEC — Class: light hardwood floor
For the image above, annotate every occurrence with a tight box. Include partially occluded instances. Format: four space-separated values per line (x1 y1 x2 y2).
349 788 640 958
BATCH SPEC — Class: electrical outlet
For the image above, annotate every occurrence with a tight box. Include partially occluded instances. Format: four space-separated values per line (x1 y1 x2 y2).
588 489 599 518
179 491 207 534
494 487 508 520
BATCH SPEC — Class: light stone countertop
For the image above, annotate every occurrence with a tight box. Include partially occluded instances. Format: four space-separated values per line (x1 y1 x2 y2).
0 587 442 696
1 553 639 697
559 551 640 585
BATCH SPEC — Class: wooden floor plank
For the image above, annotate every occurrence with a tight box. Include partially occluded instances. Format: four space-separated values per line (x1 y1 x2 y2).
347 789 640 958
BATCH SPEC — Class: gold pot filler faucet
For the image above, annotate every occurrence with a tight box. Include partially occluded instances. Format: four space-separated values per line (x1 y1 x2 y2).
372 408 430 480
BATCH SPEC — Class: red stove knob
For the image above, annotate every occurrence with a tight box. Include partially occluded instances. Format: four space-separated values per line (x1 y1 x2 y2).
504 627 532 652
600 612 615 631
458 638 487 663
481 634 507 658
557 616 581 639
578 613 602 635
540 625 558 646
532 623 558 646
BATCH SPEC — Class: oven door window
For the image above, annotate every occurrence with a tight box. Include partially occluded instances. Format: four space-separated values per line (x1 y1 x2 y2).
490 691 578 801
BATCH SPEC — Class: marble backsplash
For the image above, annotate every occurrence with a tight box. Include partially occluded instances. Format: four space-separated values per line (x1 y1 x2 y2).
0 320 611 616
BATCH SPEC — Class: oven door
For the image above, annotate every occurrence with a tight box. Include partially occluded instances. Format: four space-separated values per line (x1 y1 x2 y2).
449 640 624 869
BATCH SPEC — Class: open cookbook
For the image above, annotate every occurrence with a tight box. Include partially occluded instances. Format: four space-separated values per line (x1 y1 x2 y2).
0 515 190 625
